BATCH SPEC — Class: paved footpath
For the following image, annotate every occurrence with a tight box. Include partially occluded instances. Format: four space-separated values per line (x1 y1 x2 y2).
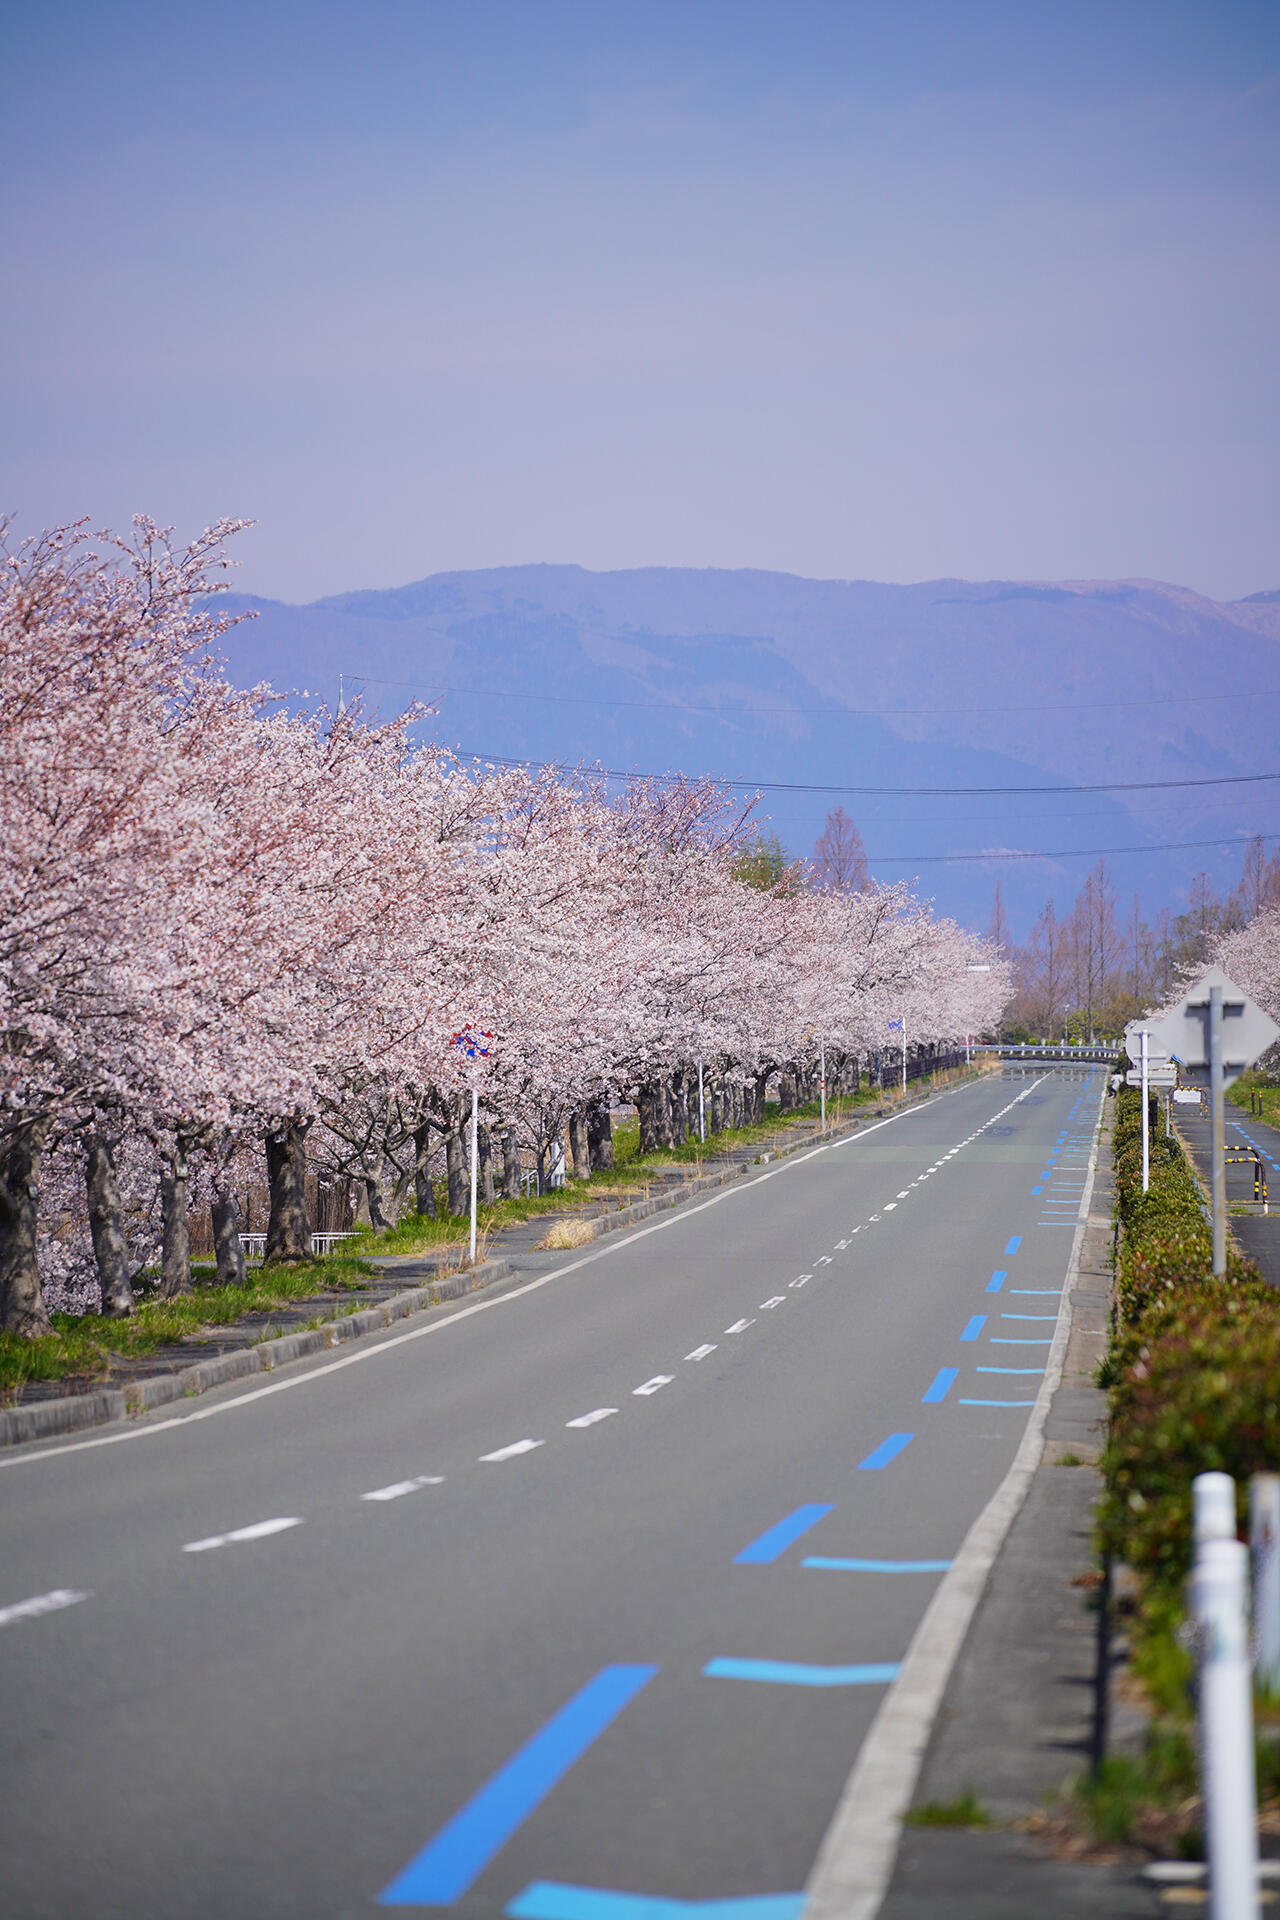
1 1067 1103 1920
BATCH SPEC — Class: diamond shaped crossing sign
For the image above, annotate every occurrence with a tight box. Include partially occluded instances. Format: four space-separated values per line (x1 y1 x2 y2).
1146 965 1279 1087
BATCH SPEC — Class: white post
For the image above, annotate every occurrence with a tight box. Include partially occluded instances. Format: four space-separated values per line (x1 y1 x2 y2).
1141 1027 1150 1194
468 1084 478 1266
698 1057 705 1144
1191 1506 1260 1920
1252 1475 1280 1698
901 1017 907 1098
1210 985 1227 1277
819 1037 826 1128
1197 1472 1238 1547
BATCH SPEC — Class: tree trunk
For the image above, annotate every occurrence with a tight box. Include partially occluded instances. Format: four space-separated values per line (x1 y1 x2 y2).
588 1102 614 1172
709 1082 724 1134
478 1125 495 1204
0 1118 52 1337
211 1190 247 1288
446 1128 467 1216
637 1083 660 1155
265 1123 313 1264
751 1070 770 1124
779 1068 796 1113
85 1131 134 1317
568 1107 590 1178
413 1124 437 1218
362 1161 391 1232
159 1147 192 1298
503 1126 522 1198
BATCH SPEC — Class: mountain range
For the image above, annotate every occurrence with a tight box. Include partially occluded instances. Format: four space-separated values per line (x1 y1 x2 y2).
216 567 1280 936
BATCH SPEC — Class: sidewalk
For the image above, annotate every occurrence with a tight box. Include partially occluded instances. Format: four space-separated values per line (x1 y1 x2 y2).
877 1102 1167 1919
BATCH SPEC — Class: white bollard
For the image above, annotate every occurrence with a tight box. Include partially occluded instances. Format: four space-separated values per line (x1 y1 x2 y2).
1192 1523 1261 1920
1251 1475 1280 1697
1196 1472 1239 1548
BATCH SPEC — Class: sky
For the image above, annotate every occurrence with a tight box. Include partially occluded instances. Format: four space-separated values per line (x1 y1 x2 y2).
3 1 1278 604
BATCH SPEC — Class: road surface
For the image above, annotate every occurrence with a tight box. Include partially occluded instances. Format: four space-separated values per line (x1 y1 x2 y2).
0 1068 1103 1920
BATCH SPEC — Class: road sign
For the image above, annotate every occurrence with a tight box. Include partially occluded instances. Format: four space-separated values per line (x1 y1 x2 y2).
1148 968 1280 1277
1146 966 1278 1088
1127 1065 1177 1088
1124 1022 1171 1069
1173 1088 1203 1105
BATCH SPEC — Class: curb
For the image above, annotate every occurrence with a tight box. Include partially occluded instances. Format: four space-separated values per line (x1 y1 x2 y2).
0 1256 515 1450
0 1070 980 1452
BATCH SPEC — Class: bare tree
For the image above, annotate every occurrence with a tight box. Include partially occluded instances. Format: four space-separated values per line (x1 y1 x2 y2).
812 806 870 893
987 879 1011 954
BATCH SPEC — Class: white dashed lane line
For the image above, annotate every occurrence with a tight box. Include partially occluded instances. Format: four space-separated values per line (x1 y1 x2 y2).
566 1408 618 1429
362 1476 445 1502
0 1588 89 1629
686 1343 717 1361
183 1517 302 1553
479 1439 544 1462
725 1317 755 1334
633 1376 674 1397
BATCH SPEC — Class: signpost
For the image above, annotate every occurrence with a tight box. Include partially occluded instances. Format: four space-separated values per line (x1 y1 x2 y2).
1146 968 1279 1277
452 1027 493 1266
1126 1023 1173 1193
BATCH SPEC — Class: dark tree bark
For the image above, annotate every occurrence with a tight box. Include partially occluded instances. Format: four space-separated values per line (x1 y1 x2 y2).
0 1118 52 1337
265 1123 313 1264
587 1101 614 1173
159 1145 192 1298
86 1132 134 1316
478 1124 495 1204
211 1190 247 1288
502 1126 522 1198
709 1082 725 1135
750 1070 770 1124
445 1127 467 1216
778 1067 797 1113
413 1123 437 1218
568 1107 590 1179
362 1162 391 1231
637 1083 660 1155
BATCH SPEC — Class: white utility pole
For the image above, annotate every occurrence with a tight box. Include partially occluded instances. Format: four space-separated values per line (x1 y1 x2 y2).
819 1037 826 1127
1140 1027 1150 1193
900 1017 907 1097
1210 985 1226 1277
698 1057 706 1144
468 1085 478 1266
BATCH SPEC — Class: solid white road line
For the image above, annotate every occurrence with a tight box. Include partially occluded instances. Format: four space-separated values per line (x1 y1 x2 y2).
183 1517 302 1553
479 1439 543 1462
566 1408 618 1428
362 1476 445 1501
633 1376 674 1397
0 1587 89 1629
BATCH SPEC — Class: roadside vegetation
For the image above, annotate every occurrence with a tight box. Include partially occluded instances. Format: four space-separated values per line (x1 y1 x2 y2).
1069 1087 1280 1853
1230 1069 1280 1130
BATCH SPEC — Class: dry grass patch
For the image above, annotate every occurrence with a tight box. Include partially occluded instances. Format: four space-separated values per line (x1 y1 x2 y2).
535 1219 597 1251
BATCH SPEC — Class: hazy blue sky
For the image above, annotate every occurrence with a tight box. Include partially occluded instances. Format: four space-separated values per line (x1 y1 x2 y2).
4 2 1277 602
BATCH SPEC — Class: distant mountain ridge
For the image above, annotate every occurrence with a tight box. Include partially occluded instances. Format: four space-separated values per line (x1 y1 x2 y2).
217 565 1280 933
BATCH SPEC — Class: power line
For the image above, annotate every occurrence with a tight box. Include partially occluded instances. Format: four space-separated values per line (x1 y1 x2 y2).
356 672 1280 721
452 747 1280 800
866 832 1278 867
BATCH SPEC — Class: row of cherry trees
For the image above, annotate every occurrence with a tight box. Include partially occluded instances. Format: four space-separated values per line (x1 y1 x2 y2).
0 520 1010 1335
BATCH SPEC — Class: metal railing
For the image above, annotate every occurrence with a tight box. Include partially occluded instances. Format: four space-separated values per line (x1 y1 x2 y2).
237 1230 361 1259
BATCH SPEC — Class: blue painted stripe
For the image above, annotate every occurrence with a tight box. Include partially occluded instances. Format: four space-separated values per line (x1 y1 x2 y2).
975 1366 1044 1374
921 1368 957 1404
803 1556 952 1573
960 1314 986 1341
1004 1235 1022 1255
508 1884 806 1920
857 1432 913 1470
959 1398 1036 1407
377 1664 657 1905
734 1504 834 1565
985 1270 1007 1293
704 1658 900 1687
1030 1186 1044 1195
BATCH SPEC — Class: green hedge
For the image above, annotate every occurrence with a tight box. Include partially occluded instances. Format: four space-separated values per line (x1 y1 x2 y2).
1099 1089 1276 1597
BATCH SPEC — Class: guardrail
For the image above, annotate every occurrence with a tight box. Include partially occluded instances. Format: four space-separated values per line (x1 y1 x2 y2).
992 1043 1117 1065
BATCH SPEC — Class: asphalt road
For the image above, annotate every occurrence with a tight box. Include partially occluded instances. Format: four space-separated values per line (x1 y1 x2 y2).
0 1068 1103 1920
